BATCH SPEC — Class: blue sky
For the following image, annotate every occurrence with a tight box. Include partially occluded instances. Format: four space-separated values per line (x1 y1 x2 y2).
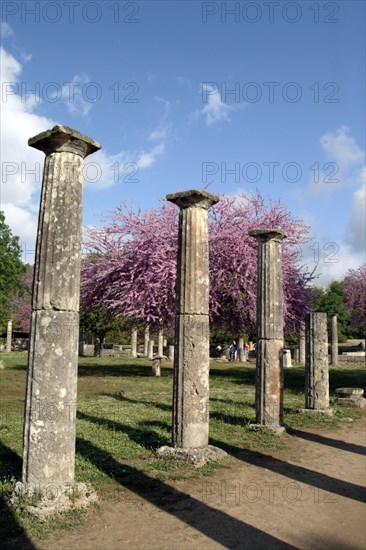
1 0 365 283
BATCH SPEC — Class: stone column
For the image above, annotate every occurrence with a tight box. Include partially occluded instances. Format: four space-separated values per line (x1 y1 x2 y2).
294 348 299 363
6 320 12 353
148 340 154 359
330 314 338 366
131 328 138 358
249 229 287 432
168 345 174 362
302 312 332 413
18 126 100 512
158 328 164 356
143 325 149 357
238 338 245 362
167 190 219 449
299 323 305 364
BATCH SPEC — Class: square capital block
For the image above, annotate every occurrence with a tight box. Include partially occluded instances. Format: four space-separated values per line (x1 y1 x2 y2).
166 189 219 210
29 125 101 158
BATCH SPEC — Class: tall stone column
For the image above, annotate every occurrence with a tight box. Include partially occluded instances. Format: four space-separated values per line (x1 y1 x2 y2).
299 322 305 364
6 320 12 353
302 312 332 413
16 126 100 515
167 190 218 449
158 328 164 356
148 340 154 359
330 314 338 366
131 328 138 358
143 325 149 357
168 345 174 362
249 229 287 432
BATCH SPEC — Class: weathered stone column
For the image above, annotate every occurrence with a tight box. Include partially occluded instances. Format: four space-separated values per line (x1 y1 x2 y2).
131 328 138 358
144 325 149 357
330 314 338 366
6 320 12 353
168 345 174 362
299 323 305 364
16 126 100 515
168 190 218 449
148 340 154 359
302 312 332 414
156 190 227 465
294 347 300 363
238 338 245 362
249 229 287 432
158 328 164 356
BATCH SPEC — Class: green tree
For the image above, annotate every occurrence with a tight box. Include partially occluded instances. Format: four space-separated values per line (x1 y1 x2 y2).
0 212 26 330
79 307 132 344
312 281 352 342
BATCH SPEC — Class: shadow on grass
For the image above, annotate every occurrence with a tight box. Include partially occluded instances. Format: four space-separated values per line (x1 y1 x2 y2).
210 411 254 425
78 362 172 378
101 392 171 412
77 411 171 449
76 437 296 549
0 442 37 550
210 437 366 504
209 365 256 386
283 366 366 395
290 429 366 456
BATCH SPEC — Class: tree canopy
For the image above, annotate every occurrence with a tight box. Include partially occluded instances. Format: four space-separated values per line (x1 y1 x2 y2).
344 263 366 337
0 211 26 329
81 191 315 335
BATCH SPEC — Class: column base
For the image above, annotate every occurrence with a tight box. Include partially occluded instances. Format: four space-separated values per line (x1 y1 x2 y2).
11 481 98 520
298 408 334 416
248 423 286 435
156 445 227 466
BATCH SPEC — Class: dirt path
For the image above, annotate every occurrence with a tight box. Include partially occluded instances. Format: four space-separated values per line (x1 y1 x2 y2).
32 419 366 549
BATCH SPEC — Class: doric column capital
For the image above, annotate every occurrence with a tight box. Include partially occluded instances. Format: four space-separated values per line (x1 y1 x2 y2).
249 228 288 242
28 125 101 158
166 189 219 210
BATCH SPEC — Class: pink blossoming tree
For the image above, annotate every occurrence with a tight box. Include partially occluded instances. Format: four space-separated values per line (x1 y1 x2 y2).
344 263 366 334
81 191 315 335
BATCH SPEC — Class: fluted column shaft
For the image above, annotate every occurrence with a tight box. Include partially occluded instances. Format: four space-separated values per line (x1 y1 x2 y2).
305 312 330 409
249 229 287 428
158 328 164 356
131 328 138 358
22 126 100 486
299 322 306 364
330 314 338 366
6 320 12 353
167 190 219 448
144 325 149 357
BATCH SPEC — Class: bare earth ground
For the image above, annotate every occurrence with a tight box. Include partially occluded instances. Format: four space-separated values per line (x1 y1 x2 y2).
27 418 366 550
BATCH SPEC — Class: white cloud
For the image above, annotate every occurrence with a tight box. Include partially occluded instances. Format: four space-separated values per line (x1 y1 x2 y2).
0 21 13 38
309 244 365 286
189 83 232 126
320 126 364 170
1 204 38 263
1 45 171 249
176 76 192 89
53 73 95 117
345 170 366 254
0 47 54 251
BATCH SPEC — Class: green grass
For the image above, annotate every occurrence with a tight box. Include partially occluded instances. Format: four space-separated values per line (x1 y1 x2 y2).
0 352 365 545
